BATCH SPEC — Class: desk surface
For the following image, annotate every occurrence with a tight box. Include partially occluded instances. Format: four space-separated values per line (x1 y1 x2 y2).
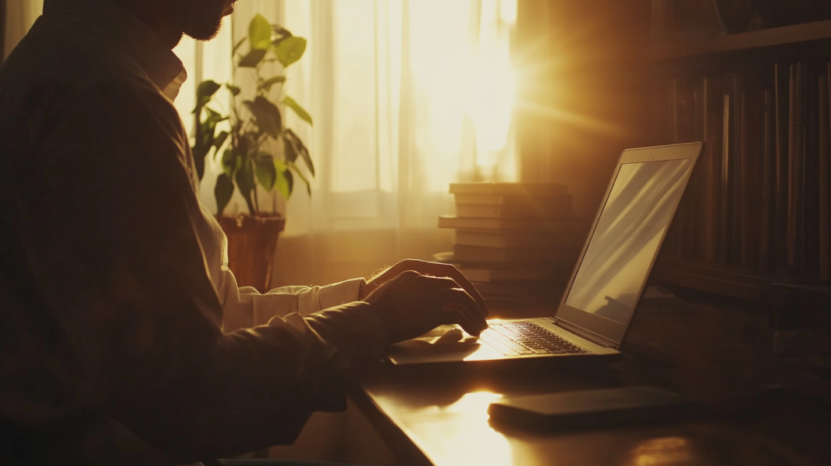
352 292 831 466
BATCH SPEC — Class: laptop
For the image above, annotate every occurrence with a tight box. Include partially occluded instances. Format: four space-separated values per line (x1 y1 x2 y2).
388 142 703 365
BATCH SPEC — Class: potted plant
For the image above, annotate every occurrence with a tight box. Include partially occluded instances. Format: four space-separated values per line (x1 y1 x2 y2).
191 13 315 292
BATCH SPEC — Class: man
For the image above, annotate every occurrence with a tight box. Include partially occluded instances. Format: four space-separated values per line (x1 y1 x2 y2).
0 0 488 464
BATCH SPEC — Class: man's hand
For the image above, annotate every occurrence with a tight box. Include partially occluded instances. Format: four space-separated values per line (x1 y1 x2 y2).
362 270 489 344
360 259 489 318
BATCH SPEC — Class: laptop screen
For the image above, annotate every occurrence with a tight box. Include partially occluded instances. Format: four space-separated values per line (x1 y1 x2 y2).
563 158 693 324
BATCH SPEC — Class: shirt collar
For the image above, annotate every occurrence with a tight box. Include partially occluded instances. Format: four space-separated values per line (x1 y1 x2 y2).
43 0 186 99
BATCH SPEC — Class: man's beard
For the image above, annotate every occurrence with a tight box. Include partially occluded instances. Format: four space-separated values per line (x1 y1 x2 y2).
173 0 228 41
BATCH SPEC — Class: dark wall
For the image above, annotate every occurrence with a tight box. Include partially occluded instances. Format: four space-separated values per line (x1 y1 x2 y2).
515 0 652 216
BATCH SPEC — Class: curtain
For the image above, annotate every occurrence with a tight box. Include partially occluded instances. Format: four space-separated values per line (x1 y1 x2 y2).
178 0 519 288
3 0 43 59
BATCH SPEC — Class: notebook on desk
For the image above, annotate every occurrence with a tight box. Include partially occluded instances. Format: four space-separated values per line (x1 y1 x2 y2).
388 142 703 365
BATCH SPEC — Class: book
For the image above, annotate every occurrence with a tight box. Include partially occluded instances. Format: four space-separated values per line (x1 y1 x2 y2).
449 182 567 196
454 229 582 248
452 245 576 263
454 203 571 219
719 92 732 264
822 66 831 281
774 62 790 269
759 89 774 269
458 266 564 283
702 77 724 264
453 193 572 207
438 216 590 232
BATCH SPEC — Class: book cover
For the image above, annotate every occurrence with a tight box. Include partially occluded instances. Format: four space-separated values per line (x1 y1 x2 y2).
454 230 582 249
452 244 576 263
774 62 790 270
822 66 831 281
702 77 724 264
438 216 590 233
453 193 572 207
740 88 761 269
801 63 820 280
759 89 774 270
459 266 565 283
454 203 572 219
719 92 732 264
449 182 568 196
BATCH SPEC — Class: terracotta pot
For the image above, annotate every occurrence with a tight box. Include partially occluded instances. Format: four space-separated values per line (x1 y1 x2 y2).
217 214 286 293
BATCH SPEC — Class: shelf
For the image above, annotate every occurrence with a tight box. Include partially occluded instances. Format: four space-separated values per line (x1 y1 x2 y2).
647 19 831 61
651 260 781 305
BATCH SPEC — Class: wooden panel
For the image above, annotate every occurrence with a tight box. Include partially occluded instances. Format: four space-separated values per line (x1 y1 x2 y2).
648 20 831 61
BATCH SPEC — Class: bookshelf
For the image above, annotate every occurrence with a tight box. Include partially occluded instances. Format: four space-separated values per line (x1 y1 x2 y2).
517 0 831 305
647 20 831 61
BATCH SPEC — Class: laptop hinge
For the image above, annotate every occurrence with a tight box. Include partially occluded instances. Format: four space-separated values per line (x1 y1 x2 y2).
552 318 618 349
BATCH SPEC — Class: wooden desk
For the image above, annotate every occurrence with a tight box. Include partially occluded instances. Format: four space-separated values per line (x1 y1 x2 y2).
351 292 831 466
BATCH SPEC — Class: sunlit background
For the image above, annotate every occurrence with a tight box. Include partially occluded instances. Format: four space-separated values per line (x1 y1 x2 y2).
173 0 520 287
2 0 519 287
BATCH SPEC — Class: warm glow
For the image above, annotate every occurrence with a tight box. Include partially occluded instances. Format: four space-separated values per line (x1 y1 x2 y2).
627 437 692 466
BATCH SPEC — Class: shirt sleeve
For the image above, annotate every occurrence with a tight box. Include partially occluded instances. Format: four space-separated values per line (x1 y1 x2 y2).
221 272 365 332
20 76 386 462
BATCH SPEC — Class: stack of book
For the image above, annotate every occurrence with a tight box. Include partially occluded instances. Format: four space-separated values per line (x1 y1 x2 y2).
438 182 590 298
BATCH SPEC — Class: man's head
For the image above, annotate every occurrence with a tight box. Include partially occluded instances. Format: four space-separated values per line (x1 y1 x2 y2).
170 0 238 41
107 0 238 46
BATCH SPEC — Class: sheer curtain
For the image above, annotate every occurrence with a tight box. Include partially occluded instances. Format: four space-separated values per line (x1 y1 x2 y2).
185 0 520 288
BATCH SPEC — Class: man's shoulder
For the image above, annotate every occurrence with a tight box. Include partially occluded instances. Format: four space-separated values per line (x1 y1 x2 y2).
0 14 169 116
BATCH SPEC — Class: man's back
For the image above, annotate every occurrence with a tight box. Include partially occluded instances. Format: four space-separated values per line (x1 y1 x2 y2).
0 5 195 465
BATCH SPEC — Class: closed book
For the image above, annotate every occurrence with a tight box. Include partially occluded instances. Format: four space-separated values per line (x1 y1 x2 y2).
438 216 590 232
759 89 774 269
459 267 563 283
453 193 572 207
702 77 724 264
822 65 831 281
453 245 574 263
774 62 790 269
454 203 571 219
455 230 581 248
449 182 567 196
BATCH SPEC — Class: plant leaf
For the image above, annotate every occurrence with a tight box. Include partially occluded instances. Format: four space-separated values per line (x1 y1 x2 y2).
232 36 247 55
238 48 267 68
274 36 307 67
254 152 277 191
227 84 241 96
283 135 298 163
258 76 286 92
214 173 235 216
235 156 257 214
220 149 236 177
271 24 292 46
213 131 229 151
197 80 222 98
275 167 293 199
283 129 315 176
282 96 313 126
192 80 221 113
204 107 226 123
289 163 312 196
244 96 282 138
249 14 272 50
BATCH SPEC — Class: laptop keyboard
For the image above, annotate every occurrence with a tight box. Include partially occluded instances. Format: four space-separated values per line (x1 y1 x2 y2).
479 322 587 356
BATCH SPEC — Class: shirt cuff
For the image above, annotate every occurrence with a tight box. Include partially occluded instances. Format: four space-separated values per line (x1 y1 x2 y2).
317 277 364 310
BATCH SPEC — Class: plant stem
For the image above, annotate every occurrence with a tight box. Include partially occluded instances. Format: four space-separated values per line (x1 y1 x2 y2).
251 157 260 215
